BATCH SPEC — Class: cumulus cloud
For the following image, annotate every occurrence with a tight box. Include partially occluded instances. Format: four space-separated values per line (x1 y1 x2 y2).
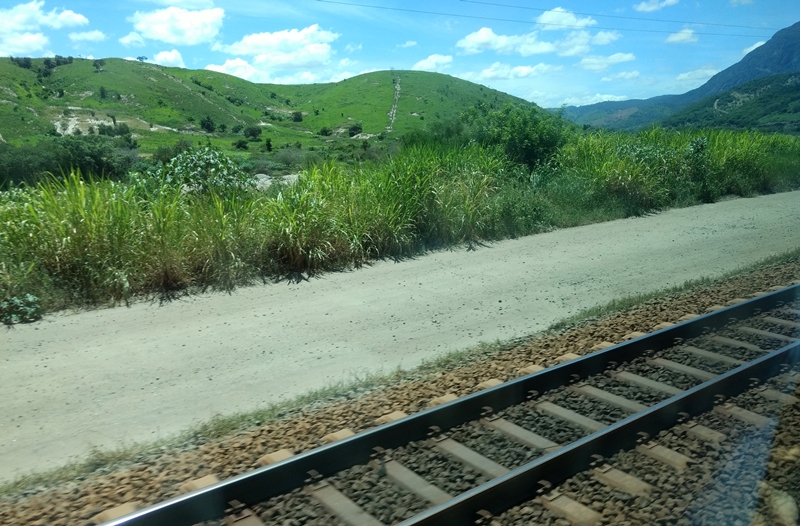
456 27 556 56
69 30 105 42
676 68 718 82
205 57 323 84
578 52 635 71
398 40 417 48
206 58 262 80
213 25 339 69
144 0 215 7
339 57 356 67
129 6 224 45
593 31 621 45
665 29 697 43
411 54 452 72
633 0 679 12
742 41 765 54
119 32 145 47
153 49 185 68
601 70 640 81
536 7 596 31
344 42 361 53
477 62 561 80
0 0 89 55
561 93 628 105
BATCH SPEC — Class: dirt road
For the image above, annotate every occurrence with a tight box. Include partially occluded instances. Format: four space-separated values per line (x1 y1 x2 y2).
2 192 799 481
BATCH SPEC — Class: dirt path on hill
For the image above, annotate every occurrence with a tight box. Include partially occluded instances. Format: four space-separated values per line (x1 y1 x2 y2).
2 191 799 481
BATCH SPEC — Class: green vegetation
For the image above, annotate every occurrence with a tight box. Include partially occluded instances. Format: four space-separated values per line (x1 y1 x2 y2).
2 114 799 315
662 73 800 133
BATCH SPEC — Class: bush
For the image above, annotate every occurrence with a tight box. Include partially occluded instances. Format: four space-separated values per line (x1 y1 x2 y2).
244 126 262 141
200 116 216 133
135 146 255 194
319 127 332 136
348 123 362 137
292 111 303 122
1 294 42 325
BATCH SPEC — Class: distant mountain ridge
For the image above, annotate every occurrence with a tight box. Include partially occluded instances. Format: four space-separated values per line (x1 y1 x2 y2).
561 20 800 130
661 72 800 133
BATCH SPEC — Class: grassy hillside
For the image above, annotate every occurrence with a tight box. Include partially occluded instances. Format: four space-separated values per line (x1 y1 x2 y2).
560 20 800 131
0 57 532 154
661 73 800 133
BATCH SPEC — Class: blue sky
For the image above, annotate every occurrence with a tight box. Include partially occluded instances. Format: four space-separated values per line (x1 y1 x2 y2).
0 0 796 107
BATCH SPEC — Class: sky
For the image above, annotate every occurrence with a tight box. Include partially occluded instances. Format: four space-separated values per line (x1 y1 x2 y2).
0 0 797 107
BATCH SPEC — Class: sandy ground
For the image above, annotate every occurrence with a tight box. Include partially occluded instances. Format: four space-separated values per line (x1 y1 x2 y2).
2 192 799 481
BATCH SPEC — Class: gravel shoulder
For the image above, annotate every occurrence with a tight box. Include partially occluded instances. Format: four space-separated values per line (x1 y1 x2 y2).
2 191 799 482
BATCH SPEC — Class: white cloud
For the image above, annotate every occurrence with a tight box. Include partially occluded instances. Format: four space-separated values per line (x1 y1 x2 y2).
633 0 679 12
206 58 263 81
213 25 339 69
601 70 640 81
536 7 596 31
676 68 718 82
145 0 214 7
153 49 185 68
69 30 105 42
205 57 324 84
578 52 636 71
730 0 752 4
665 29 697 44
411 54 452 72
398 40 417 48
0 0 89 55
477 62 561 80
592 31 621 45
1 0 88 33
456 27 556 56
0 32 49 55
561 93 629 106
129 7 224 45
339 58 356 67
119 32 146 47
742 41 765 54
344 42 361 53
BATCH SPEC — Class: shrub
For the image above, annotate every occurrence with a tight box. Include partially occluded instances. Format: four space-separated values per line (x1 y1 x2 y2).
244 126 262 141
1 294 42 325
292 111 303 122
319 127 332 136
200 116 216 133
348 123 362 137
136 147 255 194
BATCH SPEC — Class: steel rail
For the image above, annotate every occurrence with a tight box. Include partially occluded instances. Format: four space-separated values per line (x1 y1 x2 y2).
105 285 799 526
400 340 800 525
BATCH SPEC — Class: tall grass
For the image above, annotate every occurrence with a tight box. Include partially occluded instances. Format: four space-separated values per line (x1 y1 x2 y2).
2 128 799 312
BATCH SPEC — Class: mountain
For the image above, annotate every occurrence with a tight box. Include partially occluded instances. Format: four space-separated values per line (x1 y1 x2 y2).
661 72 800 132
0 58 533 153
562 20 800 131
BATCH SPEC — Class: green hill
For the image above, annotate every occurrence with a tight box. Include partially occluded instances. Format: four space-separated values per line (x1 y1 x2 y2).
0 57 532 153
560 20 800 131
661 73 800 133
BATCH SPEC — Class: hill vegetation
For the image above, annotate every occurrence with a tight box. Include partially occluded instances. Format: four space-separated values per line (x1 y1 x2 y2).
661 73 800 133
561 20 800 131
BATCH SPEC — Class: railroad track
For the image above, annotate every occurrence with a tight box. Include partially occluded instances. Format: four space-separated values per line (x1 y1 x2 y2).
97 284 800 526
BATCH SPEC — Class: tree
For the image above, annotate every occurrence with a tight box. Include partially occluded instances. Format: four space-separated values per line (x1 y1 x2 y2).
233 139 248 150
348 123 362 137
318 127 332 136
292 111 303 122
243 126 262 141
93 59 105 72
99 86 108 99
218 123 227 133
136 56 147 62
231 124 243 134
265 138 272 152
200 115 216 133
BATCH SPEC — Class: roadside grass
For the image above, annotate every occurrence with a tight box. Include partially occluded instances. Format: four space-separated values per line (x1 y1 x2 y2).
2 246 799 497
2 127 800 312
